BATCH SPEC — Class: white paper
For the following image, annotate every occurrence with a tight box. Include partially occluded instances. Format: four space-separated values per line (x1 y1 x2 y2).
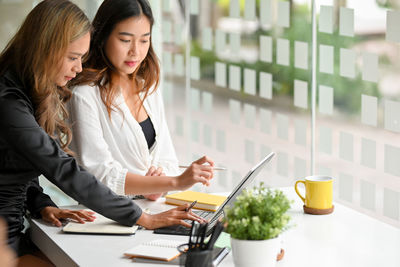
361 138 376 169
162 81 173 105
229 99 241 124
260 145 272 170
244 68 256 95
175 115 183 136
277 113 288 140
190 0 199 15
202 27 213 51
339 7 354 37
294 157 307 180
260 0 272 25
216 130 226 152
383 188 399 220
318 165 332 176
294 79 308 109
362 52 378 83
190 88 200 111
259 108 271 134
215 29 226 54
191 120 199 142
339 131 353 162
162 19 172 43
244 103 256 128
203 124 212 147
162 0 170 12
318 85 333 115
361 94 377 126
277 38 290 66
162 52 172 74
174 23 183 45
230 32 241 53
244 0 256 20
294 119 307 146
174 53 184 77
260 35 273 63
385 144 400 177
190 56 200 80
202 91 213 114
360 180 376 211
319 126 332 154
319 5 333 34
245 139 255 164
386 10 400 42
215 62 227 87
230 0 240 18
295 41 308 70
384 99 400 133
339 173 353 202
340 48 356 78
259 72 272 99
319 45 334 74
384 188 400 220
229 65 241 91
277 152 288 177
277 1 290 28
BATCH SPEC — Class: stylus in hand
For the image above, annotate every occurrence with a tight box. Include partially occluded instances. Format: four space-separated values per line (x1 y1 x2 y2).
185 200 197 212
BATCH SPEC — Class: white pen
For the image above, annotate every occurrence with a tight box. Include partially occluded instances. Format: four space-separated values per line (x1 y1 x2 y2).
178 165 227 171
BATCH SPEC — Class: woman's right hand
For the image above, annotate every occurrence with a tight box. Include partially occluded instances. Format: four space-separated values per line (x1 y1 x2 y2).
136 204 206 230
176 156 215 190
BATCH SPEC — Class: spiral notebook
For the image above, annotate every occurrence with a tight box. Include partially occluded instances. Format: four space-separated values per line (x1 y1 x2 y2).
124 239 184 261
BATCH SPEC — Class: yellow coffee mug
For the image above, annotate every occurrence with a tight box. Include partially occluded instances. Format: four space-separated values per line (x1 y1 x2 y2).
294 176 333 210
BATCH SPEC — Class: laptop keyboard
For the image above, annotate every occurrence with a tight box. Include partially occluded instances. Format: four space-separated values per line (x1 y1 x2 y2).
153 210 221 236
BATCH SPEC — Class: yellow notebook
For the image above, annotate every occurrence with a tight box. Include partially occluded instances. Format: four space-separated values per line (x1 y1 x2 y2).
165 191 227 212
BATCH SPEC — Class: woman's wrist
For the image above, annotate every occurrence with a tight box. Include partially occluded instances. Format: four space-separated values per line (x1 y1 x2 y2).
136 211 151 229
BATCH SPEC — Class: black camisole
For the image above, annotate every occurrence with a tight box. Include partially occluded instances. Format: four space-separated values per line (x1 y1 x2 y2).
139 116 156 149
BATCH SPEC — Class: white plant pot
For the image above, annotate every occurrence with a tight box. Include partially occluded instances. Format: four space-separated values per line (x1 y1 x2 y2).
231 236 281 267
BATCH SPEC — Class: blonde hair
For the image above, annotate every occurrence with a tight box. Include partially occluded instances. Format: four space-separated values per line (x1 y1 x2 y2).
0 0 91 154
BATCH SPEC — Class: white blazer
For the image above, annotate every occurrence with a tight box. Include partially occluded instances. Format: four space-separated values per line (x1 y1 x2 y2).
68 84 179 196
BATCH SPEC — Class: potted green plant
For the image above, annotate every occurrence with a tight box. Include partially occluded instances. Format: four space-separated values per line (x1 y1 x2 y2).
224 183 292 267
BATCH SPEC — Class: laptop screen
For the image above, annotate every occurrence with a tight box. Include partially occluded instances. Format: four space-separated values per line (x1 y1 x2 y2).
211 152 275 218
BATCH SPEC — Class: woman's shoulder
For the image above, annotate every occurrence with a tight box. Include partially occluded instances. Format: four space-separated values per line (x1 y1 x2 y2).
70 84 101 101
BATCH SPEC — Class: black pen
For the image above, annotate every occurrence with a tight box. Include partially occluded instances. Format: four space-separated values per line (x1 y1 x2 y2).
185 200 197 212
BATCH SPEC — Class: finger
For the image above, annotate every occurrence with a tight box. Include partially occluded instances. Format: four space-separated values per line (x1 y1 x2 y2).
178 219 192 228
193 156 214 166
154 167 163 176
48 214 62 227
176 204 190 211
195 175 210 186
61 212 85 224
161 173 166 176
75 211 96 221
146 166 156 176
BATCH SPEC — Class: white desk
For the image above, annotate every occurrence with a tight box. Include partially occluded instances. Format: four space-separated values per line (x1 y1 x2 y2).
29 188 400 267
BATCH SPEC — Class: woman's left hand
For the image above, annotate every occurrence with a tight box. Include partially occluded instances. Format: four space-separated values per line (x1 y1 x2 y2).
142 166 166 201
40 207 96 227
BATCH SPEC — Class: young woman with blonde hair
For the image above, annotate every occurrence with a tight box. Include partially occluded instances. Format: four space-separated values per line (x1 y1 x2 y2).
0 0 205 264
69 0 215 200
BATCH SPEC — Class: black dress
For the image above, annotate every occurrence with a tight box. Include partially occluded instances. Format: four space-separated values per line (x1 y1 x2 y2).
0 69 142 254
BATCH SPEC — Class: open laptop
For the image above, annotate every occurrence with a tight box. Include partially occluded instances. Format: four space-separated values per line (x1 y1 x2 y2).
154 152 275 236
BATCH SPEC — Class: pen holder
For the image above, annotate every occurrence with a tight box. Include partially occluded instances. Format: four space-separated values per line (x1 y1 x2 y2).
177 244 213 267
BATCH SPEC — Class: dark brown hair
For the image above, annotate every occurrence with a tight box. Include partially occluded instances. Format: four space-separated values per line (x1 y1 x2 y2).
72 0 160 118
0 0 91 154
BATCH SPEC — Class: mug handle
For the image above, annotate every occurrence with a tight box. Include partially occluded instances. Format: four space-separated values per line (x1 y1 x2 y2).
294 180 306 203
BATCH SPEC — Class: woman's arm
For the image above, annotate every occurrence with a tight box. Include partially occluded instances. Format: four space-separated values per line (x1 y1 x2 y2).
0 95 142 226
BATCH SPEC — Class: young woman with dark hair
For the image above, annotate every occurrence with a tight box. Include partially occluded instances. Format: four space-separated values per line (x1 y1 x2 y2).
69 0 215 199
